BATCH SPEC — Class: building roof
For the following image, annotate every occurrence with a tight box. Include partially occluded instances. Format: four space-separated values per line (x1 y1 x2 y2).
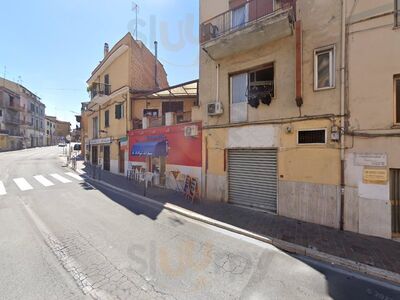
134 80 199 100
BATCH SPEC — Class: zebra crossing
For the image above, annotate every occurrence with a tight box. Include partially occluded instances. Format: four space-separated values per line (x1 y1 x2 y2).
0 172 85 195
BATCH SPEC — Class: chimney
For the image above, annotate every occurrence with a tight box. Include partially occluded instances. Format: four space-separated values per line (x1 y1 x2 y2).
104 43 109 57
154 41 159 88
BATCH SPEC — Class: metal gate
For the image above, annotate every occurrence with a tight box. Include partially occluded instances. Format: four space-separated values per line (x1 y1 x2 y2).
228 148 277 212
391 169 400 235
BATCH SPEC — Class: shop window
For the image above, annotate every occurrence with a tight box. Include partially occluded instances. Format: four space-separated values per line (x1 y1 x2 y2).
115 104 124 119
298 129 327 145
314 46 335 90
396 0 400 27
104 110 110 127
396 76 400 124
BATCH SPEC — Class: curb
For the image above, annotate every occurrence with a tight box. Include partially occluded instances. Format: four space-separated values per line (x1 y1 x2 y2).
77 169 400 285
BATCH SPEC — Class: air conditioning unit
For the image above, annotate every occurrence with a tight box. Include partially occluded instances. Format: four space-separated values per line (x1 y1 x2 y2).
184 125 199 137
207 101 223 116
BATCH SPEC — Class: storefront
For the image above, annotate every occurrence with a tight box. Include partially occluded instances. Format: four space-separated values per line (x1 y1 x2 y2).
128 122 202 190
89 137 112 169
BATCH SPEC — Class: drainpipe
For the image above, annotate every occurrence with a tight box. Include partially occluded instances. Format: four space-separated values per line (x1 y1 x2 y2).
339 0 347 231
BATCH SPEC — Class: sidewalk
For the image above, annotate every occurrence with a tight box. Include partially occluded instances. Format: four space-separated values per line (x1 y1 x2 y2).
79 163 400 284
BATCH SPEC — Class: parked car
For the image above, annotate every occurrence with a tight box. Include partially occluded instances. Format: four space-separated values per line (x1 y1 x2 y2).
73 143 81 151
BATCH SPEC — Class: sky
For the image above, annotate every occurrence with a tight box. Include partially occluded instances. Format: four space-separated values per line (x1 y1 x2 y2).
0 0 199 127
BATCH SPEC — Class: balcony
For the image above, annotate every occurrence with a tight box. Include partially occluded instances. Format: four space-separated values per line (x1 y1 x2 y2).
3 116 20 125
200 0 295 60
89 83 111 101
6 102 25 112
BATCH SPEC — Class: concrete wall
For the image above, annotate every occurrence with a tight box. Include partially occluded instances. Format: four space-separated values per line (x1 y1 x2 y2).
343 0 400 238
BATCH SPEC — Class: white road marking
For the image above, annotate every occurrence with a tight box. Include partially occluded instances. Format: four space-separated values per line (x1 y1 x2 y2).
50 173 71 183
65 172 83 181
13 178 34 191
0 181 6 195
76 169 86 175
34 175 55 187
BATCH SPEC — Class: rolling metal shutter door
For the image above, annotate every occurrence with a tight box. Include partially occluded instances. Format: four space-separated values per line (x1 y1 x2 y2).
228 149 277 212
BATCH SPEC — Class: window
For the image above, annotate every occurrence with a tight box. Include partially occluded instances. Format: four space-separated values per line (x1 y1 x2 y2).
298 129 327 144
93 117 99 138
161 102 183 114
230 65 275 123
115 104 124 119
104 74 111 95
104 110 110 127
396 0 400 27
314 46 335 90
143 109 159 117
0 110 2 117
30 103 35 112
396 76 400 123
9 96 14 106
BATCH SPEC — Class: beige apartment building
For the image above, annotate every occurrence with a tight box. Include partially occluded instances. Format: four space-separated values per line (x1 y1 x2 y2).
86 33 168 175
344 1 400 239
199 0 400 240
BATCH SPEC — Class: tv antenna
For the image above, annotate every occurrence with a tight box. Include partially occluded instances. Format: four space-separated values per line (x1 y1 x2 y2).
132 2 139 40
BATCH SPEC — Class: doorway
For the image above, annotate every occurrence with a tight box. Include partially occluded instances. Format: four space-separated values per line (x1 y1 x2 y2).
91 146 98 165
103 146 110 171
119 144 125 174
391 169 400 237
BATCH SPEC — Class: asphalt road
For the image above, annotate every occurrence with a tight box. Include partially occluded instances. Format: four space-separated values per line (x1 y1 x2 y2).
0 146 399 300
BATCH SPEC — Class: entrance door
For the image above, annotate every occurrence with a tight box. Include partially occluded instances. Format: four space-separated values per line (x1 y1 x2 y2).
228 148 278 212
91 146 98 165
119 144 125 174
391 169 400 237
103 146 110 171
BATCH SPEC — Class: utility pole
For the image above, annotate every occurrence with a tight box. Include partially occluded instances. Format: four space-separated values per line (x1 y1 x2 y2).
132 2 139 40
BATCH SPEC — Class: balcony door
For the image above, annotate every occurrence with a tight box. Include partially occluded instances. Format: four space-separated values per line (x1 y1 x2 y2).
230 73 248 123
231 3 248 29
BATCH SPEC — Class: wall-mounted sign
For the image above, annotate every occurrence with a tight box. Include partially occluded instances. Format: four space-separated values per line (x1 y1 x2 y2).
90 137 112 145
363 168 388 185
355 153 387 167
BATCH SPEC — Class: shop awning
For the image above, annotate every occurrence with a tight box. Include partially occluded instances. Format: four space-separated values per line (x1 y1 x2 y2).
131 140 168 157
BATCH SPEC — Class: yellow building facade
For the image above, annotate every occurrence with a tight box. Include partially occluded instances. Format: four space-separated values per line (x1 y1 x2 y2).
200 0 344 228
86 33 168 175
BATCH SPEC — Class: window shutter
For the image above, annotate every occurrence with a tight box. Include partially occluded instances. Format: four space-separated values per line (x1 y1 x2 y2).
115 104 121 119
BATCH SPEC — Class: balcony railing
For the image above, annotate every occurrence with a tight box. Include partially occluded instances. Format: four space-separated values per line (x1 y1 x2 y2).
3 116 20 125
6 103 25 112
200 0 295 44
177 111 192 124
89 83 111 100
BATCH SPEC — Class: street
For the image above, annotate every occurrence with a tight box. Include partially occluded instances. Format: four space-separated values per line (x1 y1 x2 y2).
0 147 399 299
